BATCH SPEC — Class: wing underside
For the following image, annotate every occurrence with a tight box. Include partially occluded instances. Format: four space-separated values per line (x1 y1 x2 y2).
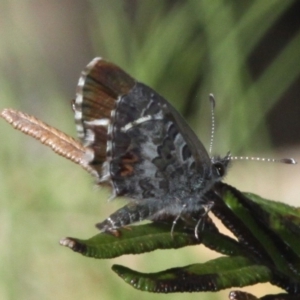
74 58 211 201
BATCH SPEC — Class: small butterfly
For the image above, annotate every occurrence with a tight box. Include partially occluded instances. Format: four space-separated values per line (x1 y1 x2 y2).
74 57 231 237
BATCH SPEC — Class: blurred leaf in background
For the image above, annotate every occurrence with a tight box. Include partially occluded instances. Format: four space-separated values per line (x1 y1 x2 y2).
0 1 299 300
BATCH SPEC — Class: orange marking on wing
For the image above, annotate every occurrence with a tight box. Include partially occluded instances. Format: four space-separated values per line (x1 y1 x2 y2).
119 152 140 176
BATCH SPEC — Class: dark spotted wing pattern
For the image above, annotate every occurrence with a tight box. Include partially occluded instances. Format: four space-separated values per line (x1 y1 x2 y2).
74 57 230 233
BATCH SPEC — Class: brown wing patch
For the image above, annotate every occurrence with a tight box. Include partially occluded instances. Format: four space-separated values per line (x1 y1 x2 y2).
119 152 140 177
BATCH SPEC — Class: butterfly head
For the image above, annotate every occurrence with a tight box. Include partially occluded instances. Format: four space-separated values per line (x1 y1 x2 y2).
210 152 231 182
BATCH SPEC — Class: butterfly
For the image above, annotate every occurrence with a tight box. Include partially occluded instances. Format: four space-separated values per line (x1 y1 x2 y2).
74 57 230 237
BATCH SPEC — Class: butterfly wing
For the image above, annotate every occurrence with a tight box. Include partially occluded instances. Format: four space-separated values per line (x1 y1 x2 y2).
74 58 213 204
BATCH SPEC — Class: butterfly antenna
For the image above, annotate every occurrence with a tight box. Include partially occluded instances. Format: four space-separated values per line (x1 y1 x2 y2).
207 94 296 166
230 155 297 165
209 94 216 155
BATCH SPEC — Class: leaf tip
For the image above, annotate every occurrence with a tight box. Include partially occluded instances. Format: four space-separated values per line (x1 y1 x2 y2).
59 237 87 254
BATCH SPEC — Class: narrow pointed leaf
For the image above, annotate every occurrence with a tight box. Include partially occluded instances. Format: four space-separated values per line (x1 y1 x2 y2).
229 290 259 300
214 183 300 281
244 192 300 256
229 291 300 300
112 256 271 293
60 223 200 259
59 220 246 259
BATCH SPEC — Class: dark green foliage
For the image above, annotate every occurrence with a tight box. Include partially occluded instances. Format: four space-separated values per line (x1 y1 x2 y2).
112 257 271 293
61 183 300 298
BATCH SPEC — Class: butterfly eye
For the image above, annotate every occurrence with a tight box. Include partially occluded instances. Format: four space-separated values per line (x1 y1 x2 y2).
213 162 225 177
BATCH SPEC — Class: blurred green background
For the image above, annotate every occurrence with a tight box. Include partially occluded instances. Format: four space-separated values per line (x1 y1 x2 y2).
1 1 300 299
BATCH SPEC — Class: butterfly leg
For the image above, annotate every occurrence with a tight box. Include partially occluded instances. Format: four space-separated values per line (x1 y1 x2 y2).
170 204 187 238
194 201 214 239
96 200 161 232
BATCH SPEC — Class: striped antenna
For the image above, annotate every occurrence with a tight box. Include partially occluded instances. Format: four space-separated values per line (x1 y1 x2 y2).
230 156 297 165
206 93 296 165
209 94 216 155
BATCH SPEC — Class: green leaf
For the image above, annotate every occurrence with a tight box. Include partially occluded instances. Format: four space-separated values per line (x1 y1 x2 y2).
229 290 259 300
59 219 246 259
112 256 272 293
229 291 300 300
215 184 300 281
60 223 201 259
240 192 300 271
